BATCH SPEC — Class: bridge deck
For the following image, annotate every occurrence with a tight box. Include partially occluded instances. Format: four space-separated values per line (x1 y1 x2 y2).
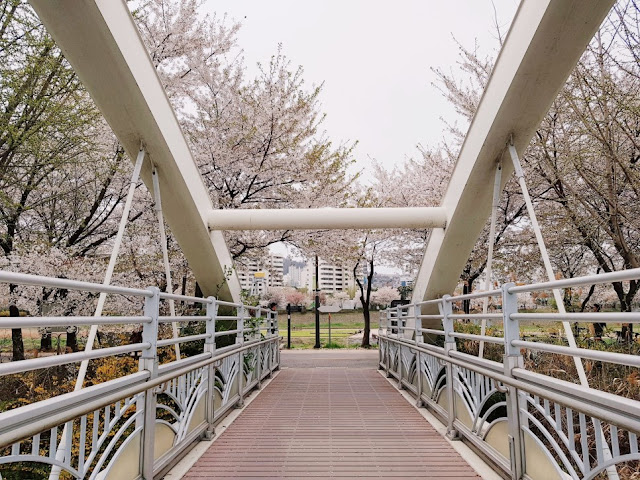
183 351 481 479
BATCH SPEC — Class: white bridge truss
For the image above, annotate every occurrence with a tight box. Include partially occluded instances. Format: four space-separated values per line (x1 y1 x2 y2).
1 0 637 479
27 0 614 306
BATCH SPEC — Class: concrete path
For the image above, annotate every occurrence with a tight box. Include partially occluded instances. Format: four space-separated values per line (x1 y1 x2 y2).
182 350 482 479
280 348 379 369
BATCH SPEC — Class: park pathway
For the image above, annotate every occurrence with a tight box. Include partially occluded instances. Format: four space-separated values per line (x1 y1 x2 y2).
182 350 481 479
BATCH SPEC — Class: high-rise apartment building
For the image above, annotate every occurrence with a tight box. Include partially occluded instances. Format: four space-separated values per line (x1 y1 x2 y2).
236 255 284 293
237 254 352 295
283 264 303 288
302 259 353 293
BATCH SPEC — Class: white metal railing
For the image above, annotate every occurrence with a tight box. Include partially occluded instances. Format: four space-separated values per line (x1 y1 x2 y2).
379 268 640 480
0 271 280 480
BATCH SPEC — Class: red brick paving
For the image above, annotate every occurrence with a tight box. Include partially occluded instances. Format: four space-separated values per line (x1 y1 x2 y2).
183 364 480 479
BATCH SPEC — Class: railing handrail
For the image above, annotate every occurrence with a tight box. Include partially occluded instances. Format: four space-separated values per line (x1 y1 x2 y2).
0 337 278 448
507 267 640 293
0 315 153 328
0 271 153 297
380 334 640 435
511 312 640 322
378 268 640 479
380 268 640 371
0 268 281 476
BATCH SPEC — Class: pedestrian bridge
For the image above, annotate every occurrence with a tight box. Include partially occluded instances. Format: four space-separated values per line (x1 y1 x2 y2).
1 269 639 479
1 0 640 478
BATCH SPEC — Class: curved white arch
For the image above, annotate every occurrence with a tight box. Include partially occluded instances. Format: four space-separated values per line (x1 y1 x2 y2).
28 0 615 307
411 0 615 311
29 0 240 301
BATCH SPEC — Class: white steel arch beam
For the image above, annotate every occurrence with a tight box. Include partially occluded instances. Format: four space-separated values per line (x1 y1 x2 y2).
208 207 447 231
29 0 241 301
411 0 615 309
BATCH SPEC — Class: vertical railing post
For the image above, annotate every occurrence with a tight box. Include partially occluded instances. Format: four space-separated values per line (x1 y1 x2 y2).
203 297 217 440
503 283 525 480
414 305 423 407
256 309 263 390
267 310 273 377
385 309 392 377
441 295 459 440
140 287 159 479
398 308 404 389
273 311 280 370
236 305 245 408
378 311 383 368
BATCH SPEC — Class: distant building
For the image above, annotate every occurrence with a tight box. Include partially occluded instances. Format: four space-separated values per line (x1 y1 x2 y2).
268 255 284 287
302 259 353 293
237 254 354 295
236 255 284 294
284 264 304 288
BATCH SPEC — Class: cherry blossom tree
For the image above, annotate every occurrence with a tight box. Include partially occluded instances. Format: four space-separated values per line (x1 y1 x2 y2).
134 0 359 260
1 0 358 358
371 286 398 309
524 18 640 326
285 289 308 307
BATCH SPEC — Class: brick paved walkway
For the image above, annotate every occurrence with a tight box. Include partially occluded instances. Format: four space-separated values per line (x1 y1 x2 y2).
183 352 481 479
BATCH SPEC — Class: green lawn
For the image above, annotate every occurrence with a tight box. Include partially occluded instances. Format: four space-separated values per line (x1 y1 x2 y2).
281 309 379 328
277 310 380 348
2 310 631 353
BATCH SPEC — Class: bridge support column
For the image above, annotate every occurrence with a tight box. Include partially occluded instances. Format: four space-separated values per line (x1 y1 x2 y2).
140 287 160 479
152 167 180 361
441 296 459 440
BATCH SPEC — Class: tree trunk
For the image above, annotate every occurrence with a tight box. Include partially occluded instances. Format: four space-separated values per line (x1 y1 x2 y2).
181 274 187 306
9 305 24 361
462 281 471 315
362 306 370 347
67 329 79 352
355 255 375 349
41 333 52 351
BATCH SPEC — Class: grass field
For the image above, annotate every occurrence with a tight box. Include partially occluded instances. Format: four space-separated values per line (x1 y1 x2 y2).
0 310 379 355
280 310 378 348
2 309 633 353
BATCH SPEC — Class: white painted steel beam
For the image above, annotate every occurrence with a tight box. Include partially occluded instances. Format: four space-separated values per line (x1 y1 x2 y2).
29 0 241 301
208 207 447 231
411 0 615 309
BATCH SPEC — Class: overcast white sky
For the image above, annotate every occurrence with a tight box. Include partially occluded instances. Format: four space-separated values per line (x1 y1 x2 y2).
202 0 520 183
